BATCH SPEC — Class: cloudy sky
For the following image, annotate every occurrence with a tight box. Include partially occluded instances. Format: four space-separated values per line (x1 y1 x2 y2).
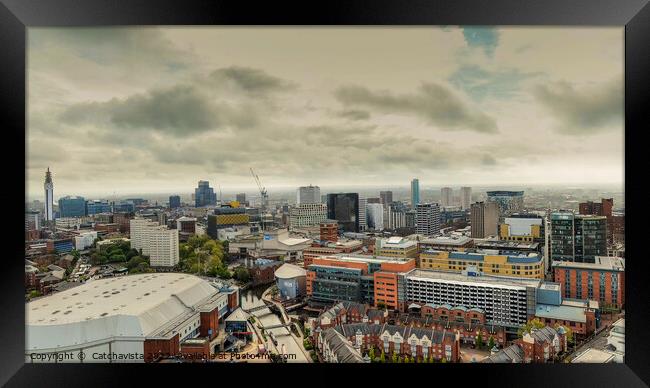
27 27 623 199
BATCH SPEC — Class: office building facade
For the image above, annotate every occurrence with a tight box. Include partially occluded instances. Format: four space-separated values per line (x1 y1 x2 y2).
460 187 472 210
58 196 86 218
486 191 524 216
379 191 393 205
411 179 420 208
415 203 441 237
169 195 181 209
366 203 384 231
440 187 453 207
306 254 415 310
358 197 367 231
470 201 499 238
195 180 217 207
326 193 359 233
420 250 544 279
297 185 321 205
550 212 607 263
579 198 614 243
289 203 327 230
86 200 112 215
207 207 250 239
553 257 625 309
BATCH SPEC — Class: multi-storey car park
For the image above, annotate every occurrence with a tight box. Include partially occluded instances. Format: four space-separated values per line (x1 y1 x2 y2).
403 269 539 332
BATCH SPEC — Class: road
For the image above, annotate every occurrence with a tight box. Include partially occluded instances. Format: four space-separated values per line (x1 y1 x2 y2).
564 313 624 362
241 289 309 363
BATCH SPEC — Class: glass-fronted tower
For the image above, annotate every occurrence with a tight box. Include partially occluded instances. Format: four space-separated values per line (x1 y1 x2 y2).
195 180 217 207
326 193 359 233
411 178 420 208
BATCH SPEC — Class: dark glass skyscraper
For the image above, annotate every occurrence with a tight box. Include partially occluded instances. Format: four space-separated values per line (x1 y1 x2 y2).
169 195 181 209
58 196 86 218
326 193 359 233
550 212 607 263
194 180 217 207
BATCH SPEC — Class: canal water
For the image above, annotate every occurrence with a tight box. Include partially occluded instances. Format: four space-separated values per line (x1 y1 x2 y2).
240 286 308 363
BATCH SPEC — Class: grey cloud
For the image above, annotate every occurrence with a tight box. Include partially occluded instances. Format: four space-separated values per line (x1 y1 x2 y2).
30 28 193 71
334 83 498 133
209 66 297 94
481 155 498 166
533 79 623 135
338 109 371 121
60 85 258 136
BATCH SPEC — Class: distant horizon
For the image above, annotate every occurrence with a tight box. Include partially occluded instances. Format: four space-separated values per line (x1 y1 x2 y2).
25 180 625 203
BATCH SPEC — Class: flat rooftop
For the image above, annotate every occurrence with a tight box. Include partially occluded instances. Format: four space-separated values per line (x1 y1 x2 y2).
27 273 215 326
535 303 586 323
552 256 625 272
331 254 414 264
572 348 616 363
420 236 472 245
405 269 542 289
474 240 540 250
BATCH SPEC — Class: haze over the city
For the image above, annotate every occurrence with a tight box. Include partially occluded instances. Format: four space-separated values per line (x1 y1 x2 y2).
27 27 623 199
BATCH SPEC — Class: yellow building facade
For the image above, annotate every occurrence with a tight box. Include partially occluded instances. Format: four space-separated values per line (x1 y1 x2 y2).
419 250 544 279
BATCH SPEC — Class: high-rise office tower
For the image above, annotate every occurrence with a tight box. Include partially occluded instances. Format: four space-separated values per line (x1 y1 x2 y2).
579 198 614 244
415 203 441 237
169 195 181 209
460 187 472 210
550 212 607 263
289 203 327 230
366 203 384 231
58 196 86 218
44 168 54 221
326 193 359 233
297 185 321 205
486 191 524 216
470 201 499 238
236 193 246 204
411 179 420 208
379 191 393 205
358 197 367 231
440 187 453 207
195 180 217 207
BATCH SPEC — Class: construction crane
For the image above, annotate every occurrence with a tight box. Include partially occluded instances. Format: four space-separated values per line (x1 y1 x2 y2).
250 168 269 229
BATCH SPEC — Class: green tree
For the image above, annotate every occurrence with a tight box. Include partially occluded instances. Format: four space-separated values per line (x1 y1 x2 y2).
476 333 484 349
488 336 496 350
380 351 385 363
441 357 447 363
518 318 546 338
126 248 139 260
28 290 41 299
391 352 398 363
369 346 375 361
234 267 250 282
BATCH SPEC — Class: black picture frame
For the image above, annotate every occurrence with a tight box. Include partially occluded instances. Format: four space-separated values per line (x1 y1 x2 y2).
1 0 648 386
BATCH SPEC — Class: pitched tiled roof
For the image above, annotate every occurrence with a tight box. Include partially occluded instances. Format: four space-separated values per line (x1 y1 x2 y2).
321 328 364 363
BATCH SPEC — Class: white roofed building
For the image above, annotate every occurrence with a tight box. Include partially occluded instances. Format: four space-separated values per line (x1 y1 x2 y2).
26 273 238 363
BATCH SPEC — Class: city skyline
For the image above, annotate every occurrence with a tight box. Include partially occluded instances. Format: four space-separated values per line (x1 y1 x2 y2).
27 27 623 198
